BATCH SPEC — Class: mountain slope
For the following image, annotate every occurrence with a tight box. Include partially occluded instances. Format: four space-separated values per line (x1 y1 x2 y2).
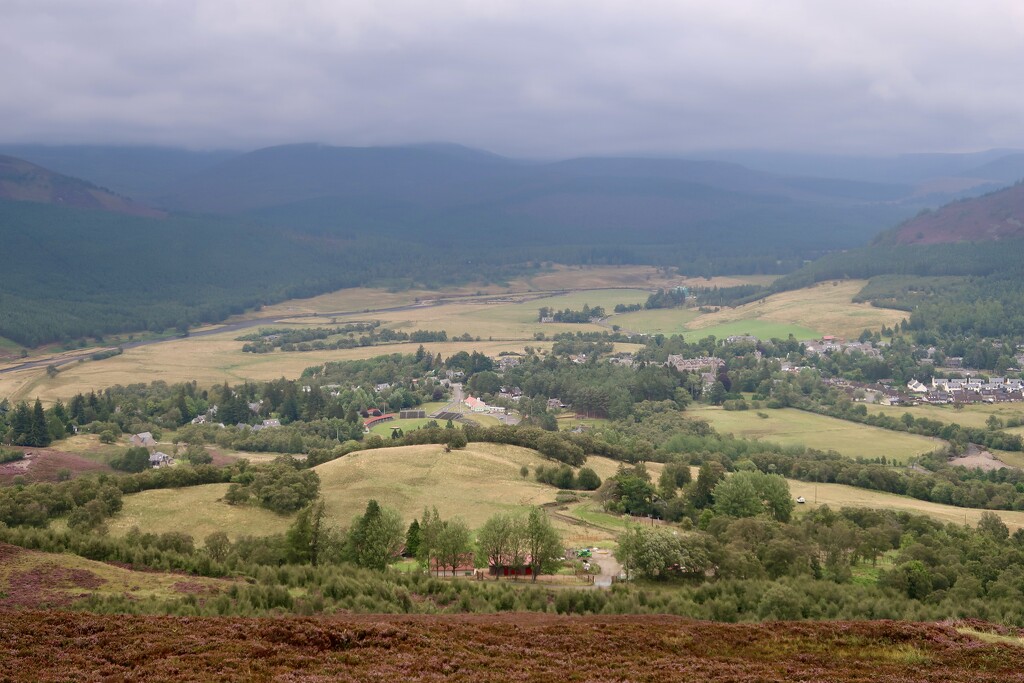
886 182 1024 245
0 155 163 217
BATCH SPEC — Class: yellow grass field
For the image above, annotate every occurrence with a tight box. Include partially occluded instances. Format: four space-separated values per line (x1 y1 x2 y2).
689 405 944 462
684 280 907 340
0 338 553 404
314 443 563 529
788 478 1024 532
107 483 294 540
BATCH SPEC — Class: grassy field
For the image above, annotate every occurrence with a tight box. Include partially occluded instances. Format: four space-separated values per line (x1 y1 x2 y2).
608 308 701 335
788 478 1024 531
870 402 1024 430
684 280 908 340
689 405 944 462
368 417 435 437
106 483 294 540
684 319 820 341
314 443 563 529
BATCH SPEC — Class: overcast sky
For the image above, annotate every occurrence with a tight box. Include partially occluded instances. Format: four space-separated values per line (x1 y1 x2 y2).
4 0 1024 157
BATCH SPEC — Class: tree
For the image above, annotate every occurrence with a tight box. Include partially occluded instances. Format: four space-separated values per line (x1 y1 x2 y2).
575 466 602 491
110 446 151 473
713 471 795 522
978 510 1009 540
287 499 329 565
417 506 442 574
691 462 726 509
405 519 421 558
524 507 563 582
435 517 472 576
615 525 711 580
27 399 51 447
347 499 404 571
204 531 231 562
477 513 526 579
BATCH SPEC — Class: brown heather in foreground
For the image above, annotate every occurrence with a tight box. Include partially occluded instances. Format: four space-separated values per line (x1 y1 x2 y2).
2 611 1024 682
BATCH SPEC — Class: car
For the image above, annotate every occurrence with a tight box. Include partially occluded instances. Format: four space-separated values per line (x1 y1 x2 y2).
796 496 806 504
577 549 592 558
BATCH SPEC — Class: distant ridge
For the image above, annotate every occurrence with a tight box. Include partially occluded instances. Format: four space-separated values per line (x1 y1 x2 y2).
0 154 163 217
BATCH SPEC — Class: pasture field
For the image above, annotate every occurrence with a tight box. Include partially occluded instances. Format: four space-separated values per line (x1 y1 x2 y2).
788 478 1024 531
683 280 907 340
106 483 294 541
870 402 1024 430
688 405 944 462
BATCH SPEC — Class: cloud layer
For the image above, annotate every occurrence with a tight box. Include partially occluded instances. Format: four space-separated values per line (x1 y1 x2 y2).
5 0 1024 156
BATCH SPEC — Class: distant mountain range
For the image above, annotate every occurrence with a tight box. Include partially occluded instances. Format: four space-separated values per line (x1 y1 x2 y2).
8 141 1024 256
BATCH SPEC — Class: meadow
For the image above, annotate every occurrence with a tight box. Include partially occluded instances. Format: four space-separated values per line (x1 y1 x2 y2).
688 405 944 462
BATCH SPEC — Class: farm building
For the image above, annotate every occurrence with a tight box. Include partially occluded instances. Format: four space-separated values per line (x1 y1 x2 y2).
430 554 477 577
489 558 533 578
149 452 172 468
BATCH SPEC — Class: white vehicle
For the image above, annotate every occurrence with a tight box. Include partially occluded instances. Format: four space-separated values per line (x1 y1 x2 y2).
796 496 806 504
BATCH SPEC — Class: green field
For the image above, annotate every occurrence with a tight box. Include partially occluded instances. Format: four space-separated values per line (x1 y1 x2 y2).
610 308 700 335
683 319 819 342
369 417 435 437
689 405 944 462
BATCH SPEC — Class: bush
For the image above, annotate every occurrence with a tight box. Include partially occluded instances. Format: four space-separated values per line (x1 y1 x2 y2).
110 446 151 473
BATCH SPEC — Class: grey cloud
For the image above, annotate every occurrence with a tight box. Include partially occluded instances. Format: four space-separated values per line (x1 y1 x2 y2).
3 0 1024 156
